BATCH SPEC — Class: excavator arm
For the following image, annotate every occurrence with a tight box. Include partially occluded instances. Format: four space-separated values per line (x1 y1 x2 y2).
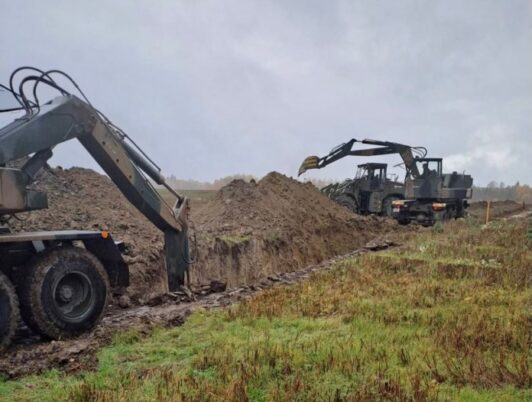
0 82 189 291
298 138 426 178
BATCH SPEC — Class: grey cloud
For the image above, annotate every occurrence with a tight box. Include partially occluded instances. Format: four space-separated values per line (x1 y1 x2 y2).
1 0 530 185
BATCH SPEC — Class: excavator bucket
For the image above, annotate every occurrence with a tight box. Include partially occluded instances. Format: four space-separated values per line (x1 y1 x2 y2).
298 155 321 176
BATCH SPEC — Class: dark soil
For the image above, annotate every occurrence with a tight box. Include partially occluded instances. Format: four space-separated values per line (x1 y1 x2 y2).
193 172 403 286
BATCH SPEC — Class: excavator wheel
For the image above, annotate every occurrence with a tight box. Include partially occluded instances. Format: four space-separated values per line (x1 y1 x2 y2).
335 195 358 213
18 247 109 340
0 271 19 351
382 195 401 218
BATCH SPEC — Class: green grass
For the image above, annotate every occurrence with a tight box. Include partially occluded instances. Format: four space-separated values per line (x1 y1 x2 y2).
1 219 531 401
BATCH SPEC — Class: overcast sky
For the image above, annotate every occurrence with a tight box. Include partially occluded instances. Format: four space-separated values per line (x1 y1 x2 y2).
1 1 531 185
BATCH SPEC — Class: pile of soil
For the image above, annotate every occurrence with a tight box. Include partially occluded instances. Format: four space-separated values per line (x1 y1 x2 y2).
193 172 400 285
10 167 165 297
10 167 403 299
197 173 362 235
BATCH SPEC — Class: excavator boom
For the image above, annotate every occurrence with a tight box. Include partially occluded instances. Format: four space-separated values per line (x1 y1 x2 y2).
298 138 426 177
0 73 189 291
0 67 193 347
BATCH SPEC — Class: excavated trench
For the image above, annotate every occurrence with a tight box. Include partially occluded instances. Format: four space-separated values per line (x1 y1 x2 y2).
1 167 410 377
1 239 398 379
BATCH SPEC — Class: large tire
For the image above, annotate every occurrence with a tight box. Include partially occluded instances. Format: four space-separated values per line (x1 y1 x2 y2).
382 195 401 217
334 195 358 213
0 272 19 351
18 247 109 340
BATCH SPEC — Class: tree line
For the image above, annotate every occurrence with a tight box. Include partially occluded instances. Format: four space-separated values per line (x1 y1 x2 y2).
472 182 532 203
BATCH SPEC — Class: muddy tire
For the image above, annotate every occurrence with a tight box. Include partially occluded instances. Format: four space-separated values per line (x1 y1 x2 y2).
335 195 358 213
18 247 109 340
0 272 19 351
382 195 401 217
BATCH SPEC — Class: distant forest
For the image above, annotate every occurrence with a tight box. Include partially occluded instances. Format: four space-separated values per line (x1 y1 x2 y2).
471 182 532 203
166 175 532 203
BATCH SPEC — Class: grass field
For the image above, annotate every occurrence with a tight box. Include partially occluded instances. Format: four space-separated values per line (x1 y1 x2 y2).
158 188 217 209
1 218 531 401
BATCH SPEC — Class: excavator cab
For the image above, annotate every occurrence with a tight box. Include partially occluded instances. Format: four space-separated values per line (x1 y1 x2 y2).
355 163 387 191
405 158 443 199
417 159 442 178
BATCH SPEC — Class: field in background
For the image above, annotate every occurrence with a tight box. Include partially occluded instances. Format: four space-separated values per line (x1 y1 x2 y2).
1 217 530 401
158 188 217 209
472 184 532 204
159 182 532 208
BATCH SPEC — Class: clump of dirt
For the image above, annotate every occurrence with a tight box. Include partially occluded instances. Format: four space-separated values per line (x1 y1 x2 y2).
10 168 404 299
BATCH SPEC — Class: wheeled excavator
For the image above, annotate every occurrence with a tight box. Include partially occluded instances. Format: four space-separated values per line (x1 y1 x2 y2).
298 139 427 216
298 138 473 225
391 157 473 226
0 67 190 349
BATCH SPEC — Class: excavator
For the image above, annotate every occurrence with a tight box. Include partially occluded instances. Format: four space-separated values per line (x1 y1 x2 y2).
298 139 427 216
391 157 473 226
0 67 190 349
298 138 473 225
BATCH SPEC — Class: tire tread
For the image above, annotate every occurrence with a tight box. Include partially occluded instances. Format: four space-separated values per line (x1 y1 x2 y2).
18 247 109 340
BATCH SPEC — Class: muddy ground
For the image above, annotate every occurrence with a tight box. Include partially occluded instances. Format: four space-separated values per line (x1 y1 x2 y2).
9 167 404 299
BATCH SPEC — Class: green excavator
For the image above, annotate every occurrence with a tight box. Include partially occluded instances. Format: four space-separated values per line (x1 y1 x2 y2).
299 138 473 226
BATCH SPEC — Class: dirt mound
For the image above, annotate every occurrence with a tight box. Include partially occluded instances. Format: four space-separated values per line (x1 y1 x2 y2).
192 172 401 286
197 172 389 236
9 168 404 298
10 167 165 298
